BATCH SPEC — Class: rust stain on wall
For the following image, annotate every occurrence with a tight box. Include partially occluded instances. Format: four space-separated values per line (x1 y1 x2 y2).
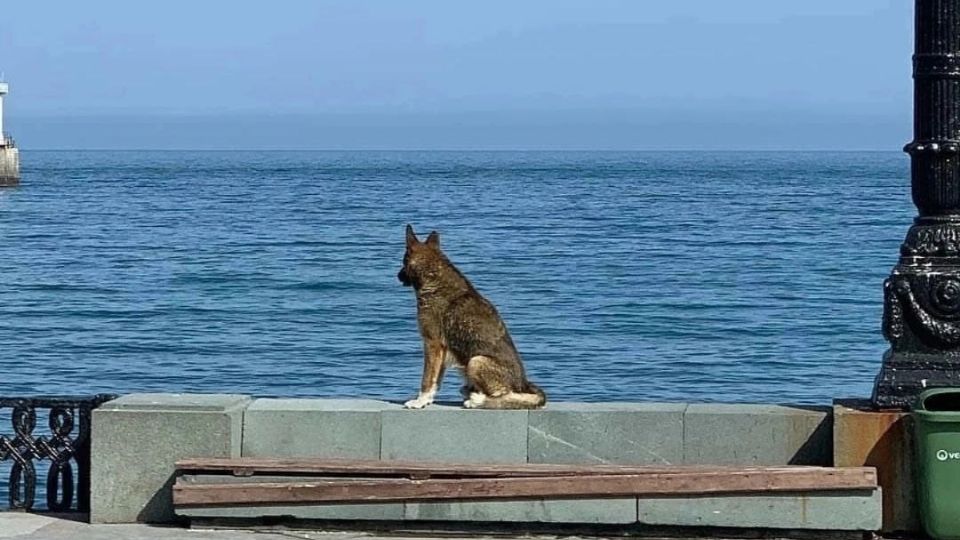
833 399 917 533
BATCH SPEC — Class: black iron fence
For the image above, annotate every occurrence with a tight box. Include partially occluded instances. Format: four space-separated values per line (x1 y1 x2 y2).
0 395 115 512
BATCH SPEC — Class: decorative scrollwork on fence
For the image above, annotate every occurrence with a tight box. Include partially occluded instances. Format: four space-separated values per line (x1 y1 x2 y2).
0 395 115 512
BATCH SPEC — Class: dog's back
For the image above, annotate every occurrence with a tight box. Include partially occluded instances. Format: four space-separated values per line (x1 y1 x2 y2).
441 288 546 409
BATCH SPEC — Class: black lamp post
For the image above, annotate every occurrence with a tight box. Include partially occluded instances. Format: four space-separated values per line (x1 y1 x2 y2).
874 0 960 409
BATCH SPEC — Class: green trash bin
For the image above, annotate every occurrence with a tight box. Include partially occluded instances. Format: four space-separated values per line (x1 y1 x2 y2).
915 388 960 540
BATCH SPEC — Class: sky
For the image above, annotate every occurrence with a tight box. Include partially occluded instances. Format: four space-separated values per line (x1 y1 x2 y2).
0 0 914 150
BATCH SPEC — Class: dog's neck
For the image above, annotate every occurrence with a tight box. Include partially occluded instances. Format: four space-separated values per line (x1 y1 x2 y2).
414 259 473 299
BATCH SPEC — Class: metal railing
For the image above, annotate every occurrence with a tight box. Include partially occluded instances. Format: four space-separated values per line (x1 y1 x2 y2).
1 133 15 149
0 395 116 512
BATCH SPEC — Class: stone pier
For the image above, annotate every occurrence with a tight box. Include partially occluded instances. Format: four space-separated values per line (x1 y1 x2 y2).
0 144 20 186
0 81 19 186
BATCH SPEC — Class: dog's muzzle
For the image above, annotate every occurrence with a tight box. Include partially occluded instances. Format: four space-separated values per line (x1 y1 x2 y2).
397 268 412 287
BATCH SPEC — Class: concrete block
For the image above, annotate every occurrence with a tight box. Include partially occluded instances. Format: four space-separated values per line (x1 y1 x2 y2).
637 489 883 531
406 498 637 523
684 403 831 465
834 399 917 533
381 405 527 463
182 504 404 522
528 402 685 465
90 393 250 524
242 399 395 459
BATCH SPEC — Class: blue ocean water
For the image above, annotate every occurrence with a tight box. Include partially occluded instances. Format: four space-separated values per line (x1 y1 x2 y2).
0 151 912 405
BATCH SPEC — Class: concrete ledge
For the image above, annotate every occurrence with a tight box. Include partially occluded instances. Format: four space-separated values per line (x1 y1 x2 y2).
381 405 527 463
529 402 684 465
182 503 403 522
684 404 832 465
243 398 393 459
91 393 250 524
86 394 882 532
406 499 638 523
637 489 883 530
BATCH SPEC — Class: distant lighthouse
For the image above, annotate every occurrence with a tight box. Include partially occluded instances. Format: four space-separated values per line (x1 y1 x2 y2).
0 81 20 186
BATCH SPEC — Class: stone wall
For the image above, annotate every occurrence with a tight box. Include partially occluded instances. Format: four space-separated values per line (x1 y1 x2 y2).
89 394 883 532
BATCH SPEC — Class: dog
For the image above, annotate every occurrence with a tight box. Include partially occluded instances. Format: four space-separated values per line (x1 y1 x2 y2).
398 225 547 409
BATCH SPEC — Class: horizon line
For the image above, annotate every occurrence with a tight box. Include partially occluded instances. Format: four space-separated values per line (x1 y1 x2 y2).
17 147 907 153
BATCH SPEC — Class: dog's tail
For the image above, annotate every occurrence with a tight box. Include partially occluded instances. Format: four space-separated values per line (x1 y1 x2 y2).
483 382 547 410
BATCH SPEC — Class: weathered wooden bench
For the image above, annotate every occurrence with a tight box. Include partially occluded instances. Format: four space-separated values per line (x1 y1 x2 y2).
172 458 879 508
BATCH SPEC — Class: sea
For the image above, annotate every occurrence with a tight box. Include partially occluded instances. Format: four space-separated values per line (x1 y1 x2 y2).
0 150 912 406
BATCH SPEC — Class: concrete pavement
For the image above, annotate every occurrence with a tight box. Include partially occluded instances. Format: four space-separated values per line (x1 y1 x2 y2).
0 513 893 540
0 513 499 540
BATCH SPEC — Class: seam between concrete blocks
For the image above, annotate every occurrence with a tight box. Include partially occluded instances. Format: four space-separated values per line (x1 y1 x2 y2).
524 409 530 465
377 408 384 460
239 401 249 458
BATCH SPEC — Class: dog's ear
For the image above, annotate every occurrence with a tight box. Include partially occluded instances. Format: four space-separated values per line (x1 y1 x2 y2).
426 231 440 248
405 224 419 247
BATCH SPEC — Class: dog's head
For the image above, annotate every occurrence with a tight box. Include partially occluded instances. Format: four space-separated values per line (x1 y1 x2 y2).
398 224 440 288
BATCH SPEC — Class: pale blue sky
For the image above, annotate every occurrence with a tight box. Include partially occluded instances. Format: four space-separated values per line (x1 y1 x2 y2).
1 1 913 149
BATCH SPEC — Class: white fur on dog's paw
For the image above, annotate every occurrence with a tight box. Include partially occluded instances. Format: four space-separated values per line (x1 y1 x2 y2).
404 394 435 409
404 398 431 409
463 392 487 409
404 389 436 409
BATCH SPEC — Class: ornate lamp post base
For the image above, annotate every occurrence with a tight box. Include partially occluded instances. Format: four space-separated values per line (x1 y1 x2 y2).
874 353 960 409
872 1 960 409
875 217 960 409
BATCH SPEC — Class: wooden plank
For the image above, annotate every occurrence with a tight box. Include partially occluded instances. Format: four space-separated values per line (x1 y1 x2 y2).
173 468 879 507
176 457 756 478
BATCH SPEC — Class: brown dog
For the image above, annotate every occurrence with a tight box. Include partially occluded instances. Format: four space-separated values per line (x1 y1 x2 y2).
398 225 547 409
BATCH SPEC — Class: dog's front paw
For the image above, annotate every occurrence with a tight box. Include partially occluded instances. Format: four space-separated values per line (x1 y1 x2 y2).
404 396 433 409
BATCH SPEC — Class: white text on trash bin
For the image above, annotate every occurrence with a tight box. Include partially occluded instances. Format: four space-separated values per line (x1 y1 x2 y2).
936 449 960 461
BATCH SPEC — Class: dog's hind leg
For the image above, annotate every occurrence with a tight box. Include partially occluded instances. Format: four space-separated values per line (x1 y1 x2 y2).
404 341 446 409
463 355 509 408
483 391 546 409
463 355 546 410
